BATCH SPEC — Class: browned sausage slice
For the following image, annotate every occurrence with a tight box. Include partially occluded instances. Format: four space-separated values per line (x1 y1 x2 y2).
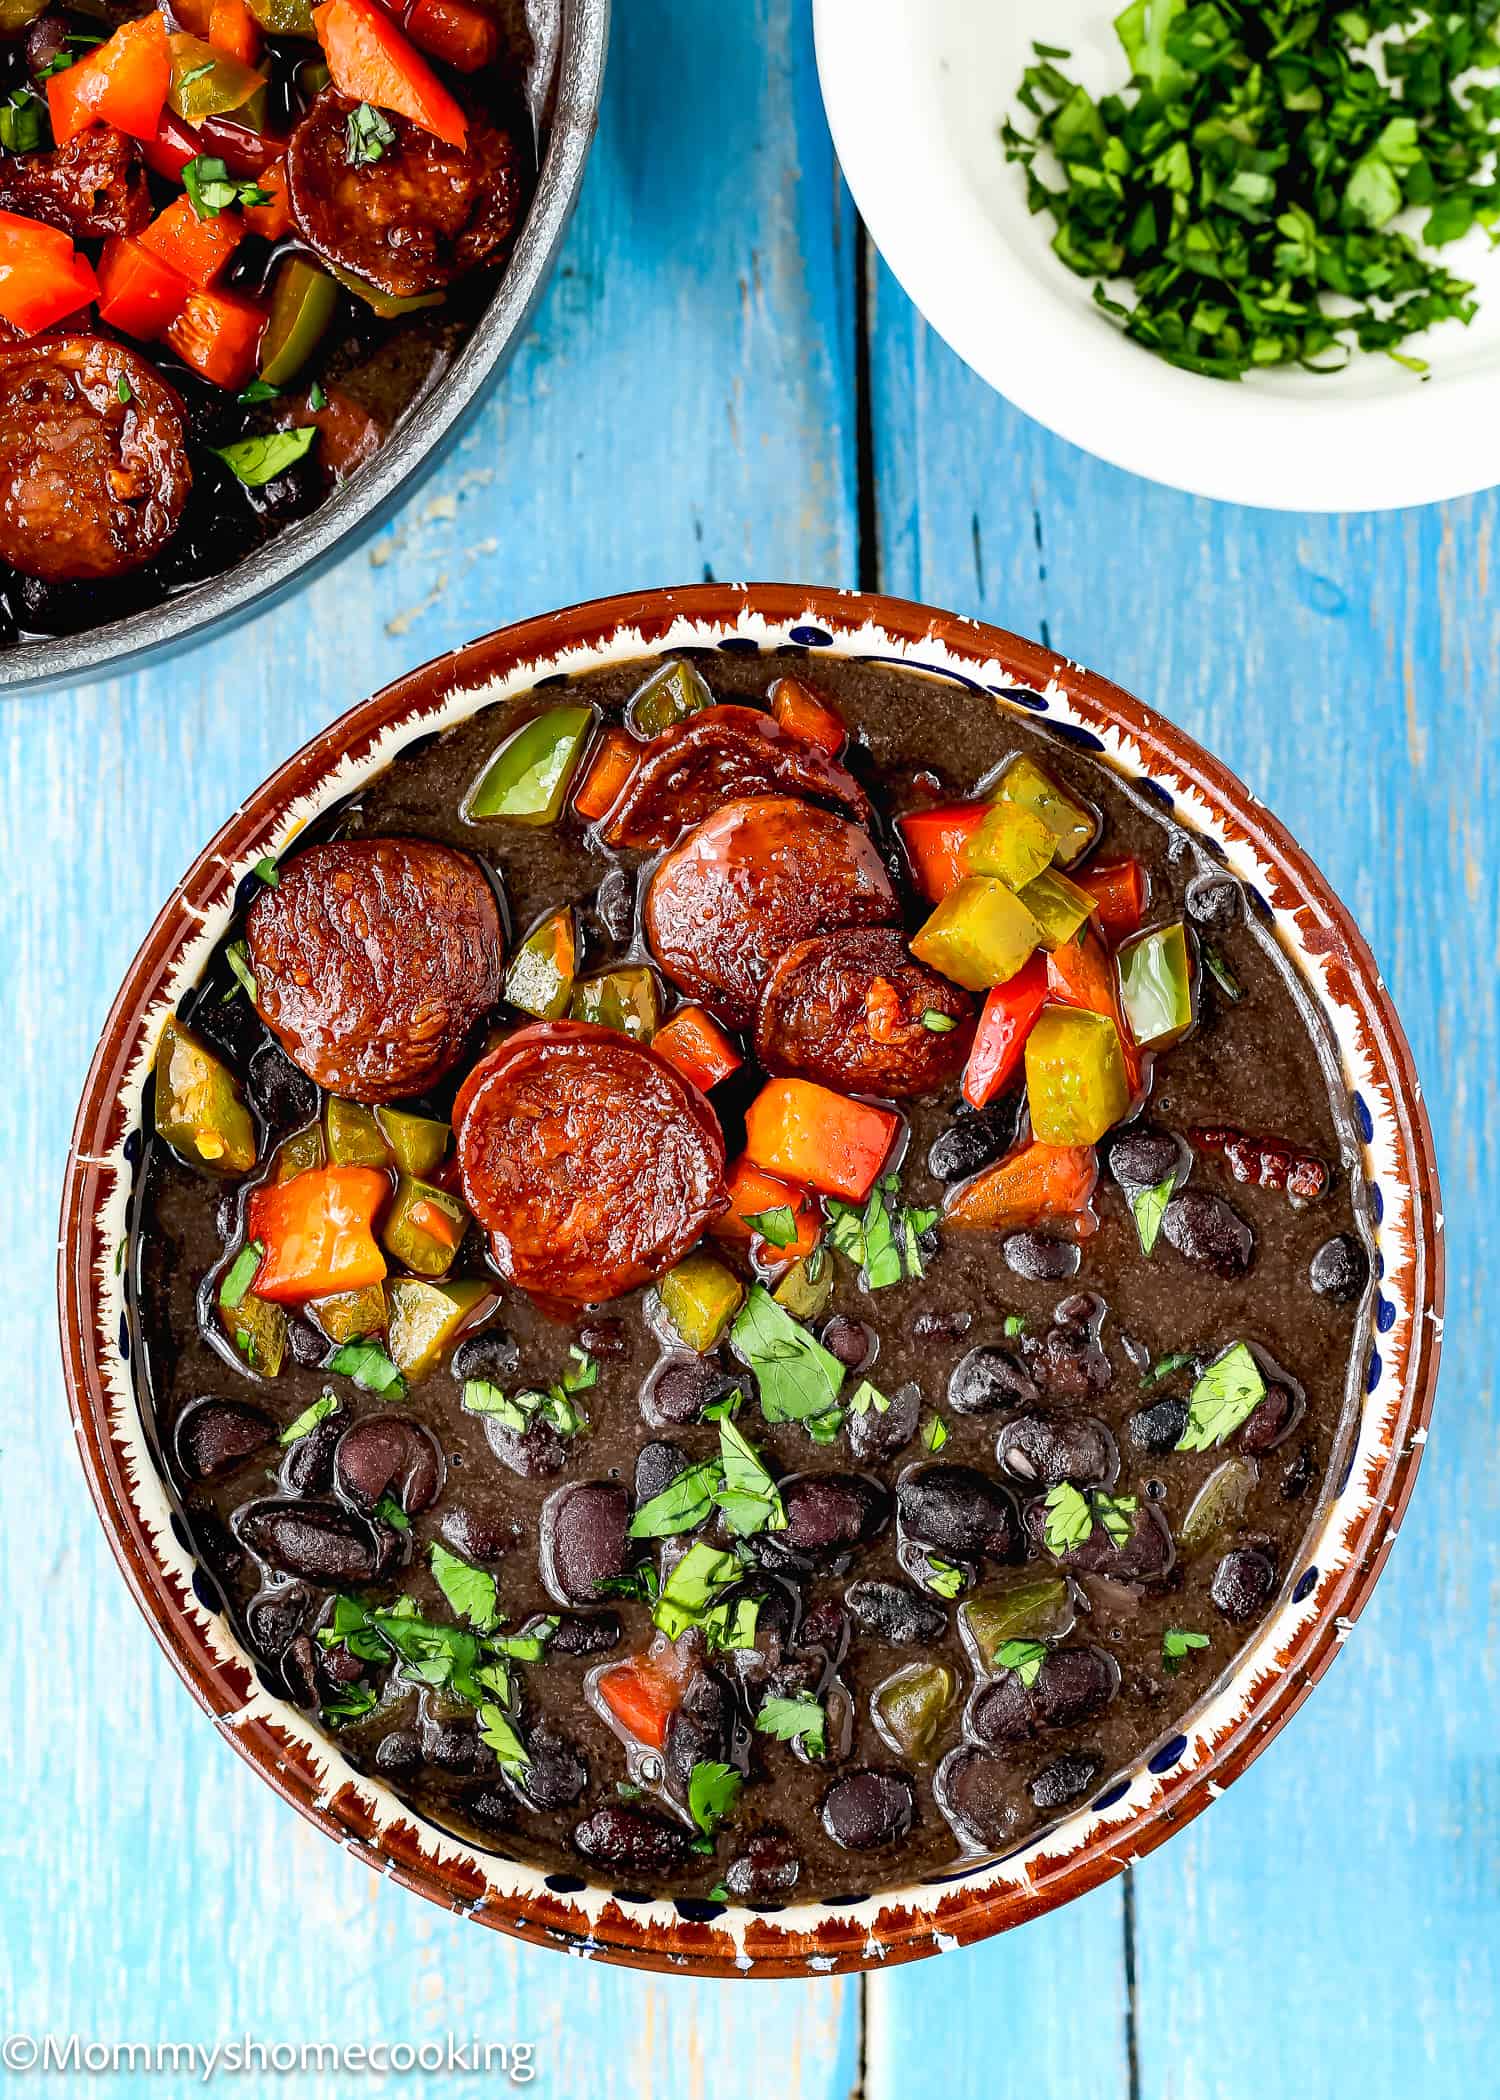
644 796 899 1028
454 1022 729 1304
246 837 504 1103
0 337 189 582
286 88 524 301
755 928 973 1097
602 704 870 849
0 129 150 241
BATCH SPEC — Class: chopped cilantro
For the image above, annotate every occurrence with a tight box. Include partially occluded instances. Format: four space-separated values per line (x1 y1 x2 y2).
1142 1348 1197 1387
252 855 280 884
217 1240 262 1311
826 1173 938 1290
183 154 269 221
1130 1172 1176 1256
1003 1313 1026 1339
744 1204 798 1248
308 378 328 412
650 1540 741 1640
345 99 396 166
920 1009 959 1032
238 382 282 406
213 428 319 490
847 1379 890 1416
429 1540 501 1632
923 1557 966 1599
754 1694 827 1758
1176 1343 1267 1451
478 1701 530 1774
995 1637 1048 1689
688 1759 743 1837
714 1417 786 1537
1202 943 1242 1003
222 939 257 1002
921 1414 950 1453
1163 1626 1211 1675
731 1285 845 1436
372 1494 409 1532
1092 1492 1138 1547
0 86 44 154
116 374 132 404
328 1338 406 1396
321 1684 377 1726
1042 1481 1094 1555
627 1456 722 1539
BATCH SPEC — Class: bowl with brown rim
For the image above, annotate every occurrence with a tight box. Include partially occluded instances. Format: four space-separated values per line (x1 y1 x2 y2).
59 582 1442 1977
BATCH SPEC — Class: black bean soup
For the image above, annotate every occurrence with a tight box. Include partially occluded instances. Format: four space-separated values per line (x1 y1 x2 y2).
133 650 1373 1903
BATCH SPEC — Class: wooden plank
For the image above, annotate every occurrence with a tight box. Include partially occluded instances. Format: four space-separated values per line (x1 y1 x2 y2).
0 5 860 2092
865 253 1496 2099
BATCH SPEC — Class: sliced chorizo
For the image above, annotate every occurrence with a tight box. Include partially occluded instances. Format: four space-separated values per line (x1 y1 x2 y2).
0 337 189 583
755 927 973 1097
286 88 524 301
454 1021 728 1304
246 837 504 1103
0 129 149 241
602 704 870 849
644 796 899 1028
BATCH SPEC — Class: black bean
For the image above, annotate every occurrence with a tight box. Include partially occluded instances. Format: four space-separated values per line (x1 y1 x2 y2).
189 1507 244 1586
286 1319 329 1370
246 1040 319 1132
897 1463 1017 1559
1162 1191 1254 1277
234 1499 378 1583
484 1415 567 1479
821 1315 873 1370
949 1345 1037 1417
935 1747 1025 1852
1106 1125 1182 1191
724 1829 801 1899
440 1504 515 1563
845 1579 947 1646
186 985 264 1071
1185 872 1242 929
1211 1546 1277 1623
539 1481 631 1606
971 1647 1119 1745
642 1355 732 1427
578 1317 628 1360
995 1411 1117 1489
512 1729 588 1810
1240 1382 1302 1454
175 1397 275 1480
422 1717 484 1773
799 1598 850 1662
375 1729 422 1776
334 1414 444 1516
1028 1753 1098 1811
1309 1233 1369 1304
634 1440 690 1506
318 1642 366 1686
664 1672 733 1795
1003 1232 1080 1282
280 1634 319 1708
245 1582 308 1661
912 1308 973 1342
820 1768 915 1851
1030 1313 1113 1400
573 1803 691 1878
927 1095 1021 1183
461 1784 516 1834
1128 1396 1189 1455
1280 1446 1316 1501
451 1327 522 1387
846 1380 920 1462
780 1473 889 1558
593 866 636 946
542 1611 622 1658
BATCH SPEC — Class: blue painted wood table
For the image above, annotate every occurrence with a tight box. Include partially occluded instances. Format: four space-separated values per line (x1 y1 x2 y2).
2 5 1494 2095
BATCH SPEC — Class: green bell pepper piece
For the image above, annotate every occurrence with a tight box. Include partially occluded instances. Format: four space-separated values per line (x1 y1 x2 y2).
965 800 1057 889
388 1277 491 1384
168 35 264 122
309 1282 388 1345
275 1121 325 1181
659 1250 744 1354
504 906 577 1020
569 965 662 1041
220 1290 287 1376
626 659 713 738
872 1661 956 1761
959 1575 1074 1668
154 1018 256 1176
247 0 316 30
1016 867 1099 950
373 1106 449 1179
382 1175 468 1277
911 876 1043 992
325 1096 388 1168
1179 1455 1259 1557
1025 1005 1131 1145
997 754 1096 865
1118 921 1195 1047
464 706 594 824
259 259 339 387
772 1253 833 1321
324 260 445 320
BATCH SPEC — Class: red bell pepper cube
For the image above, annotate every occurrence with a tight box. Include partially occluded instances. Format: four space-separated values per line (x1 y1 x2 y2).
402 0 497 72
140 193 245 290
652 1004 742 1093
1074 857 1148 940
209 0 262 66
48 12 172 145
961 951 1049 1109
769 673 846 756
95 235 190 339
898 802 987 903
743 1080 900 1205
242 159 291 240
246 1165 389 1304
0 212 98 335
943 1141 1098 1231
313 0 468 148
571 726 638 822
165 283 267 389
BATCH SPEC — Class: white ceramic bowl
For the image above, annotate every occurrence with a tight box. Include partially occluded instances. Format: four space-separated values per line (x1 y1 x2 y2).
815 0 1500 511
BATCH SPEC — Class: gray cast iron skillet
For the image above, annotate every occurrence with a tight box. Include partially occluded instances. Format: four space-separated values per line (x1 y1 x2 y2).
0 0 609 697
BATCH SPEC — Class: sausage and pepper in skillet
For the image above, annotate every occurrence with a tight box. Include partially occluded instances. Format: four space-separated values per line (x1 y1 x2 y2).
134 648 1373 1902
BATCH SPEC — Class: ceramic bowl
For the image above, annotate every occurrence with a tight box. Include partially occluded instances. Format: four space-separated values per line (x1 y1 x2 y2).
59 583 1442 1977
0 0 609 696
815 0 1500 511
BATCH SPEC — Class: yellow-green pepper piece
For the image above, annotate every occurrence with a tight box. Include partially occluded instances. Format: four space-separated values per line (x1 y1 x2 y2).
220 1291 287 1377
1179 1455 1259 1557
154 1018 256 1176
504 906 577 1021
463 706 594 824
626 659 713 738
309 1282 388 1345
246 0 316 30
964 800 1057 889
959 1575 1074 1669
569 965 662 1041
167 33 265 121
1118 921 1195 1047
997 754 1096 866
911 877 1043 992
382 1175 468 1277
0 0 48 32
1025 1006 1130 1145
324 261 444 320
325 1096 388 1168
773 1253 833 1322
373 1106 448 1179
275 1121 325 1181
1016 867 1099 951
388 1277 491 1384
659 1251 744 1354
872 1661 956 1761
259 260 339 387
